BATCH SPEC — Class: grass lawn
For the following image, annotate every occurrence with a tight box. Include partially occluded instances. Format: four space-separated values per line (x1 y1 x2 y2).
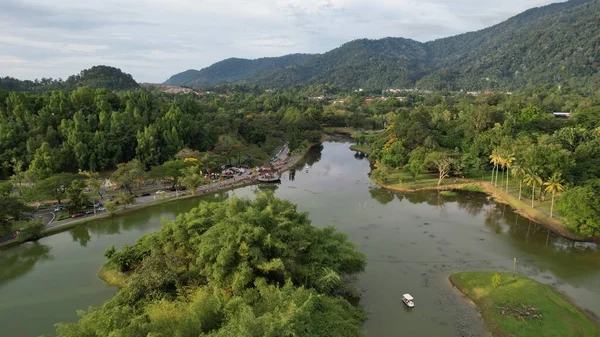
450 272 599 337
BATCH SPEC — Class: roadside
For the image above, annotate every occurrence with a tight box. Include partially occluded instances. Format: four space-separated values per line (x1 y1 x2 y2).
1 142 317 249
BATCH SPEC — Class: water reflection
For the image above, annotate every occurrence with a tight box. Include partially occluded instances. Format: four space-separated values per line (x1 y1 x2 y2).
70 227 92 247
0 243 53 287
369 187 395 205
353 151 367 160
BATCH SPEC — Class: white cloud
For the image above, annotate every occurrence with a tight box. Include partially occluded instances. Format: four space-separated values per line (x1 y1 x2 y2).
0 0 560 83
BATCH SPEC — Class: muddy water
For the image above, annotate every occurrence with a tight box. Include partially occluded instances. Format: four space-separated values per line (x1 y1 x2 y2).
0 140 598 336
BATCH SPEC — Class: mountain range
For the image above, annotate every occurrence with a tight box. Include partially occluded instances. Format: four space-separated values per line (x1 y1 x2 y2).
165 0 600 91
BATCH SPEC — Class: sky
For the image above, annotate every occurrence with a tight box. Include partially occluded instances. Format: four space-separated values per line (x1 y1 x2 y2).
0 0 558 83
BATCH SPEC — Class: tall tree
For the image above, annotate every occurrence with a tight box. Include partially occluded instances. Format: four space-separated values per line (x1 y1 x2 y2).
544 172 564 218
511 164 526 200
35 173 79 204
111 159 146 196
426 151 454 186
523 168 542 208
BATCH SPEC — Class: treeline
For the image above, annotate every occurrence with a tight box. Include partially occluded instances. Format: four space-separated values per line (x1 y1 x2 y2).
0 66 139 92
0 87 325 180
52 193 367 337
350 87 600 236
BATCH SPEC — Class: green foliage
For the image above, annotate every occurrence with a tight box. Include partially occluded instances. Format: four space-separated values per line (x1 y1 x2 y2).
111 160 146 196
35 173 79 204
0 65 138 92
16 220 45 243
0 196 32 236
0 182 12 197
57 193 366 336
492 273 501 289
556 183 600 236
66 180 89 214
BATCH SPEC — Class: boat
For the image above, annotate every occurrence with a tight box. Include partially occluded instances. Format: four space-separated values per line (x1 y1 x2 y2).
258 172 280 182
304 164 309 173
402 294 415 308
258 162 281 182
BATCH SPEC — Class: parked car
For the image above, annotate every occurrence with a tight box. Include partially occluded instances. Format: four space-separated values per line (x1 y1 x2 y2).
155 190 164 195
54 206 63 212
141 192 151 197
71 213 85 218
85 210 95 215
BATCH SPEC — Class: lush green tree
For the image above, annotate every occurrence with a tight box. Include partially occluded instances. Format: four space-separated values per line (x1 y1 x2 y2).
150 160 189 189
0 197 32 236
556 183 600 236
406 146 428 180
179 166 205 194
54 193 366 336
0 182 12 197
35 173 79 204
66 180 89 214
111 159 146 196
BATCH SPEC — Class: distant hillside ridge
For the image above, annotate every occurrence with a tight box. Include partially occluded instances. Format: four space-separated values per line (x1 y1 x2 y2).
165 54 316 87
1 65 139 92
166 0 599 90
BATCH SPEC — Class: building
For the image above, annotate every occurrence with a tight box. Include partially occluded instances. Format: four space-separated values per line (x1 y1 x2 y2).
552 112 571 119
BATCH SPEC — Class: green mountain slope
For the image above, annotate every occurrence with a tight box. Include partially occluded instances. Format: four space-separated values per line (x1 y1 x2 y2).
167 0 599 90
0 65 139 92
165 54 316 87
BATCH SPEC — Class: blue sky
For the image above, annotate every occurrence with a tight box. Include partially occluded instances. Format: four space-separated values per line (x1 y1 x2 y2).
0 0 557 83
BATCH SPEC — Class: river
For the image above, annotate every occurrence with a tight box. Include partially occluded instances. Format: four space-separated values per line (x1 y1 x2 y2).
1 139 599 337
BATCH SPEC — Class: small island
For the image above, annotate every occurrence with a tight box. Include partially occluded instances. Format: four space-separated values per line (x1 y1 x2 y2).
450 272 599 337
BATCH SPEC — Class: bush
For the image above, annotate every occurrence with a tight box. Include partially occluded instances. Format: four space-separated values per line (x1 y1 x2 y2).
17 221 45 243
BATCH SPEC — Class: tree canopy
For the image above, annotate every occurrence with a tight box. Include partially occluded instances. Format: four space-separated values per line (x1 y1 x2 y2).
54 193 366 336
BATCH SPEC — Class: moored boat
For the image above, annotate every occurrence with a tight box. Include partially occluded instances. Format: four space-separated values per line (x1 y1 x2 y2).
402 294 415 308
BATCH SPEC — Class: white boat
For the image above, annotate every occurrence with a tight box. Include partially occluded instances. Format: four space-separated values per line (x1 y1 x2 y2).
304 164 309 173
402 294 415 308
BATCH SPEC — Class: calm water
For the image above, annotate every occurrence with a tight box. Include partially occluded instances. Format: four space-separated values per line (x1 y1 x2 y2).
1 140 599 337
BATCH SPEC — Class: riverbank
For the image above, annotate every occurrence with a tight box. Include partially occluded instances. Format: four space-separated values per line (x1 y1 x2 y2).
449 272 599 337
0 142 320 250
378 178 599 242
369 166 599 242
97 263 130 288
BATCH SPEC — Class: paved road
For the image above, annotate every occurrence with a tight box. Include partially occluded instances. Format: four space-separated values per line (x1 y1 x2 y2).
43 143 294 230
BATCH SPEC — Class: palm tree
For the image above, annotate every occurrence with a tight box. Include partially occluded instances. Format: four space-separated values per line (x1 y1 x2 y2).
544 172 564 218
497 154 506 187
489 150 501 186
523 168 542 208
511 164 525 200
503 153 515 193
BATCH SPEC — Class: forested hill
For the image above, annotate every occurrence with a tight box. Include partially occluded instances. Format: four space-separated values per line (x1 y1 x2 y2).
164 54 316 87
166 0 599 90
0 65 139 92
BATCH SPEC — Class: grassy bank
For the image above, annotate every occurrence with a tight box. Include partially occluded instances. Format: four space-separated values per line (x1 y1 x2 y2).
98 263 130 288
349 144 371 154
450 272 599 337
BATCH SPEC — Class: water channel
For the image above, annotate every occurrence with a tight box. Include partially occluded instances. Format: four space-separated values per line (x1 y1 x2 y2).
1 139 599 336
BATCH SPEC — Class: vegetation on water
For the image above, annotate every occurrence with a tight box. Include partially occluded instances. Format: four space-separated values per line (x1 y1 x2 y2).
358 87 600 237
167 0 600 91
439 190 457 197
52 193 367 337
450 272 599 337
